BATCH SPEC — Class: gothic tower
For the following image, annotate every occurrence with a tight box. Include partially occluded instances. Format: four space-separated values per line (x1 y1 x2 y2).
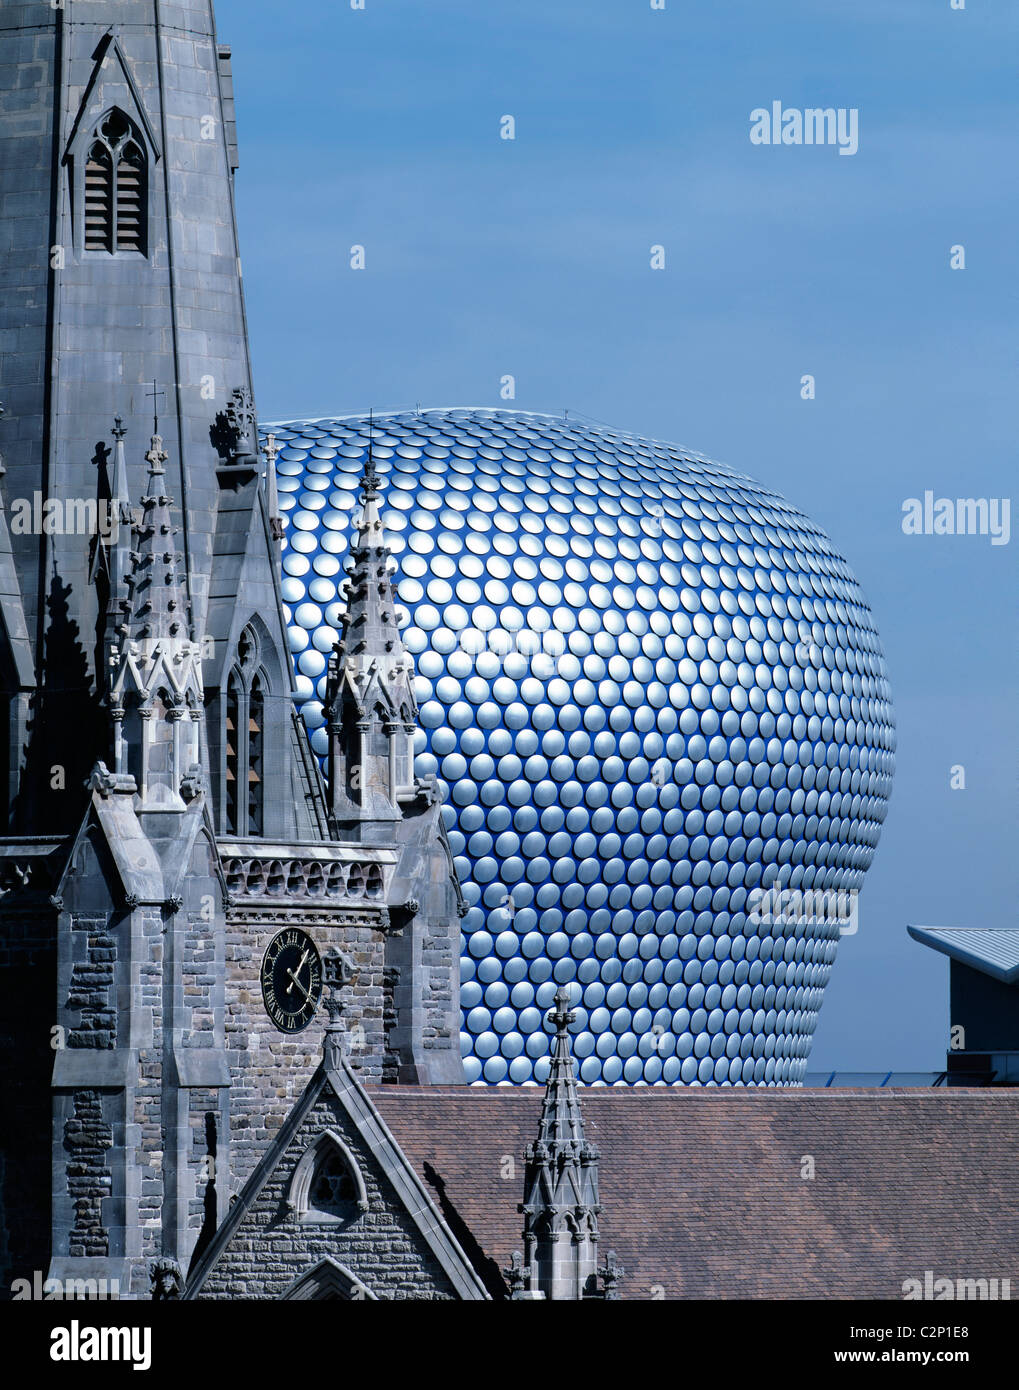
0 3 466 1302
0 0 313 837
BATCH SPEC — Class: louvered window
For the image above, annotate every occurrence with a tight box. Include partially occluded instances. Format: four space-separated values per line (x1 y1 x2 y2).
248 677 264 836
221 628 272 837
84 144 113 252
116 142 146 252
225 676 240 835
82 111 147 256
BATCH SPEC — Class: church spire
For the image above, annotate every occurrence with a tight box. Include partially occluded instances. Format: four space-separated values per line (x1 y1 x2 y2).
534 987 590 1152
333 430 406 673
325 441 419 835
120 433 188 644
110 415 132 524
106 432 204 809
509 987 617 1300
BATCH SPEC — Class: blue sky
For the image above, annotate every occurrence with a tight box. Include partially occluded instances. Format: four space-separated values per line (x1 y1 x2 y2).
216 0 1017 1071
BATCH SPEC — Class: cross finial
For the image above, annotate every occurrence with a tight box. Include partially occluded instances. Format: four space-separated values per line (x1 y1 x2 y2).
362 409 380 499
112 415 127 441
548 986 576 1037
145 380 166 437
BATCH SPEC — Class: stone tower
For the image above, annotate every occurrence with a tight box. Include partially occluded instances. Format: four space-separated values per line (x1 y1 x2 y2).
0 0 313 836
0 3 466 1301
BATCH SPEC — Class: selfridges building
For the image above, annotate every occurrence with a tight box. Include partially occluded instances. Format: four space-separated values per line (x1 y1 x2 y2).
268 408 897 1087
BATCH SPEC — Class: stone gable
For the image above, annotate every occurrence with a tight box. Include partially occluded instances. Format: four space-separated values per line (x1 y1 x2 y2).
188 1059 488 1301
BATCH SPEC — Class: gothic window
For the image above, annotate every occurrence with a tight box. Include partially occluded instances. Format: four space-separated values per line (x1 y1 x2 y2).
225 675 240 835
287 1131 369 1225
308 1150 358 1218
395 704 414 789
221 624 273 838
115 139 146 251
82 110 147 255
248 676 264 836
281 1259 376 1301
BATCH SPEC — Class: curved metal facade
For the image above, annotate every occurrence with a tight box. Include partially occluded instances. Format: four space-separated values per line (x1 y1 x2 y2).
266 409 895 1086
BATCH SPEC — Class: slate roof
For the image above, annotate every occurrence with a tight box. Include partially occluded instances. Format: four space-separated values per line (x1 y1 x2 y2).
372 1087 1019 1300
908 926 1019 985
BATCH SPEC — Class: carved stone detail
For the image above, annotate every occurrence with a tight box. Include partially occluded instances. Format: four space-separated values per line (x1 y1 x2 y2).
221 855 384 902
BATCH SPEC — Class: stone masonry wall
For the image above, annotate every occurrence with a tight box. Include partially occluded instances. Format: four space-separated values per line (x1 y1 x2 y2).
224 904 389 1193
63 1089 112 1258
0 900 57 1293
134 905 164 1276
196 1091 457 1300
67 919 116 1050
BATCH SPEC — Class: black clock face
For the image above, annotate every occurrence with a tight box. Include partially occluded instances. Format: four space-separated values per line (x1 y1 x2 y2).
260 930 322 1033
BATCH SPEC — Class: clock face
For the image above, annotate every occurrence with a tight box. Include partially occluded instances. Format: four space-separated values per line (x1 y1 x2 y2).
260 930 322 1033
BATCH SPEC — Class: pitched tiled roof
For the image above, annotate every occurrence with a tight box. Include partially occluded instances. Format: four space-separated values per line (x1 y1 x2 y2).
908 926 1019 984
372 1087 1019 1300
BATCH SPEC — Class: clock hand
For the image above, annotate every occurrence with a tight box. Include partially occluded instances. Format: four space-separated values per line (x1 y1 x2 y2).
285 967 314 1006
285 948 309 996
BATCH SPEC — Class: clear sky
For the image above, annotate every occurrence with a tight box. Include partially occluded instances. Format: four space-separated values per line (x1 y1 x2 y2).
215 0 1017 1072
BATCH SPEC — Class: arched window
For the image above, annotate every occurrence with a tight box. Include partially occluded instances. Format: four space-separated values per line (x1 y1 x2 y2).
225 674 240 835
281 1258 376 1301
395 704 414 790
83 110 147 255
248 675 264 836
287 1130 369 1224
308 1150 358 1217
220 624 276 838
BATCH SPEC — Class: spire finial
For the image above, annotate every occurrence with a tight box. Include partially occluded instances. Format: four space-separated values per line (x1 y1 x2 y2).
362 408 380 500
145 434 167 477
262 431 283 541
145 380 165 438
548 986 576 1038
513 980 607 1299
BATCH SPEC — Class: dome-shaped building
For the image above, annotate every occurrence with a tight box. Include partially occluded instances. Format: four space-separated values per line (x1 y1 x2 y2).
265 408 895 1087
